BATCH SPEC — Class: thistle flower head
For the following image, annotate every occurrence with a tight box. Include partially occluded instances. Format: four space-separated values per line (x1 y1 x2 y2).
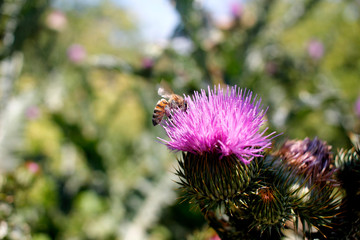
278 137 336 184
160 85 276 164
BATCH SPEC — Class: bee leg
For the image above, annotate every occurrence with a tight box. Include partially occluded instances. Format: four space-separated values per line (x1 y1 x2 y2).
164 105 176 124
183 100 188 112
165 105 171 118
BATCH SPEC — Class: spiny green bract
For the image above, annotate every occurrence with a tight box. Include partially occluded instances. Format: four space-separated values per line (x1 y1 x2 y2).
176 152 260 208
176 152 343 239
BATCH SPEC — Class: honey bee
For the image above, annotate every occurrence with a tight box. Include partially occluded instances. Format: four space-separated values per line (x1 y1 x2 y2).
152 83 187 126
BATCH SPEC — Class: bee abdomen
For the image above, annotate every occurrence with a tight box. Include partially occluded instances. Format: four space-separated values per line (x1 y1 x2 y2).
152 99 168 126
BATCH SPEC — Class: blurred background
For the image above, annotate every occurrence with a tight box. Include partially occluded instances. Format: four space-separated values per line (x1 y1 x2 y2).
0 0 359 239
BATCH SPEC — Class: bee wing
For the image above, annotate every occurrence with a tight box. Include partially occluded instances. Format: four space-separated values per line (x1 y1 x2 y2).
157 80 174 98
158 87 172 98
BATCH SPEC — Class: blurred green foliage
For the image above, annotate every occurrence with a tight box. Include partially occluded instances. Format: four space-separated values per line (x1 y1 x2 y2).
0 0 359 239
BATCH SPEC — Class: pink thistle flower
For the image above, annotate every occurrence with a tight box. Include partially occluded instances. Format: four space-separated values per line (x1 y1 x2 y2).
67 44 87 64
160 85 277 164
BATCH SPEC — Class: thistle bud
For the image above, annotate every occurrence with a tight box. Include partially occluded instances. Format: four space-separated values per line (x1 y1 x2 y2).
250 187 287 227
277 137 336 185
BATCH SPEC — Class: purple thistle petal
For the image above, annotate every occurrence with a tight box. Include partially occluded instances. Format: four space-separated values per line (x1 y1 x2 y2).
159 85 277 164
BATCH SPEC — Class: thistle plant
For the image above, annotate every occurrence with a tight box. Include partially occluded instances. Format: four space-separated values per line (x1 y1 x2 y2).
156 85 359 240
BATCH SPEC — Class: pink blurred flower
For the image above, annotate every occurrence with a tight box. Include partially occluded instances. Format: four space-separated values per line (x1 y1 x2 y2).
46 10 67 32
141 57 154 69
307 39 324 60
25 106 40 120
26 162 40 174
230 2 243 19
67 44 87 64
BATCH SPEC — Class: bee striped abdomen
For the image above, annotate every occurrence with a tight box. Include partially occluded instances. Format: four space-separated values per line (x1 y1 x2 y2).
152 99 168 126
